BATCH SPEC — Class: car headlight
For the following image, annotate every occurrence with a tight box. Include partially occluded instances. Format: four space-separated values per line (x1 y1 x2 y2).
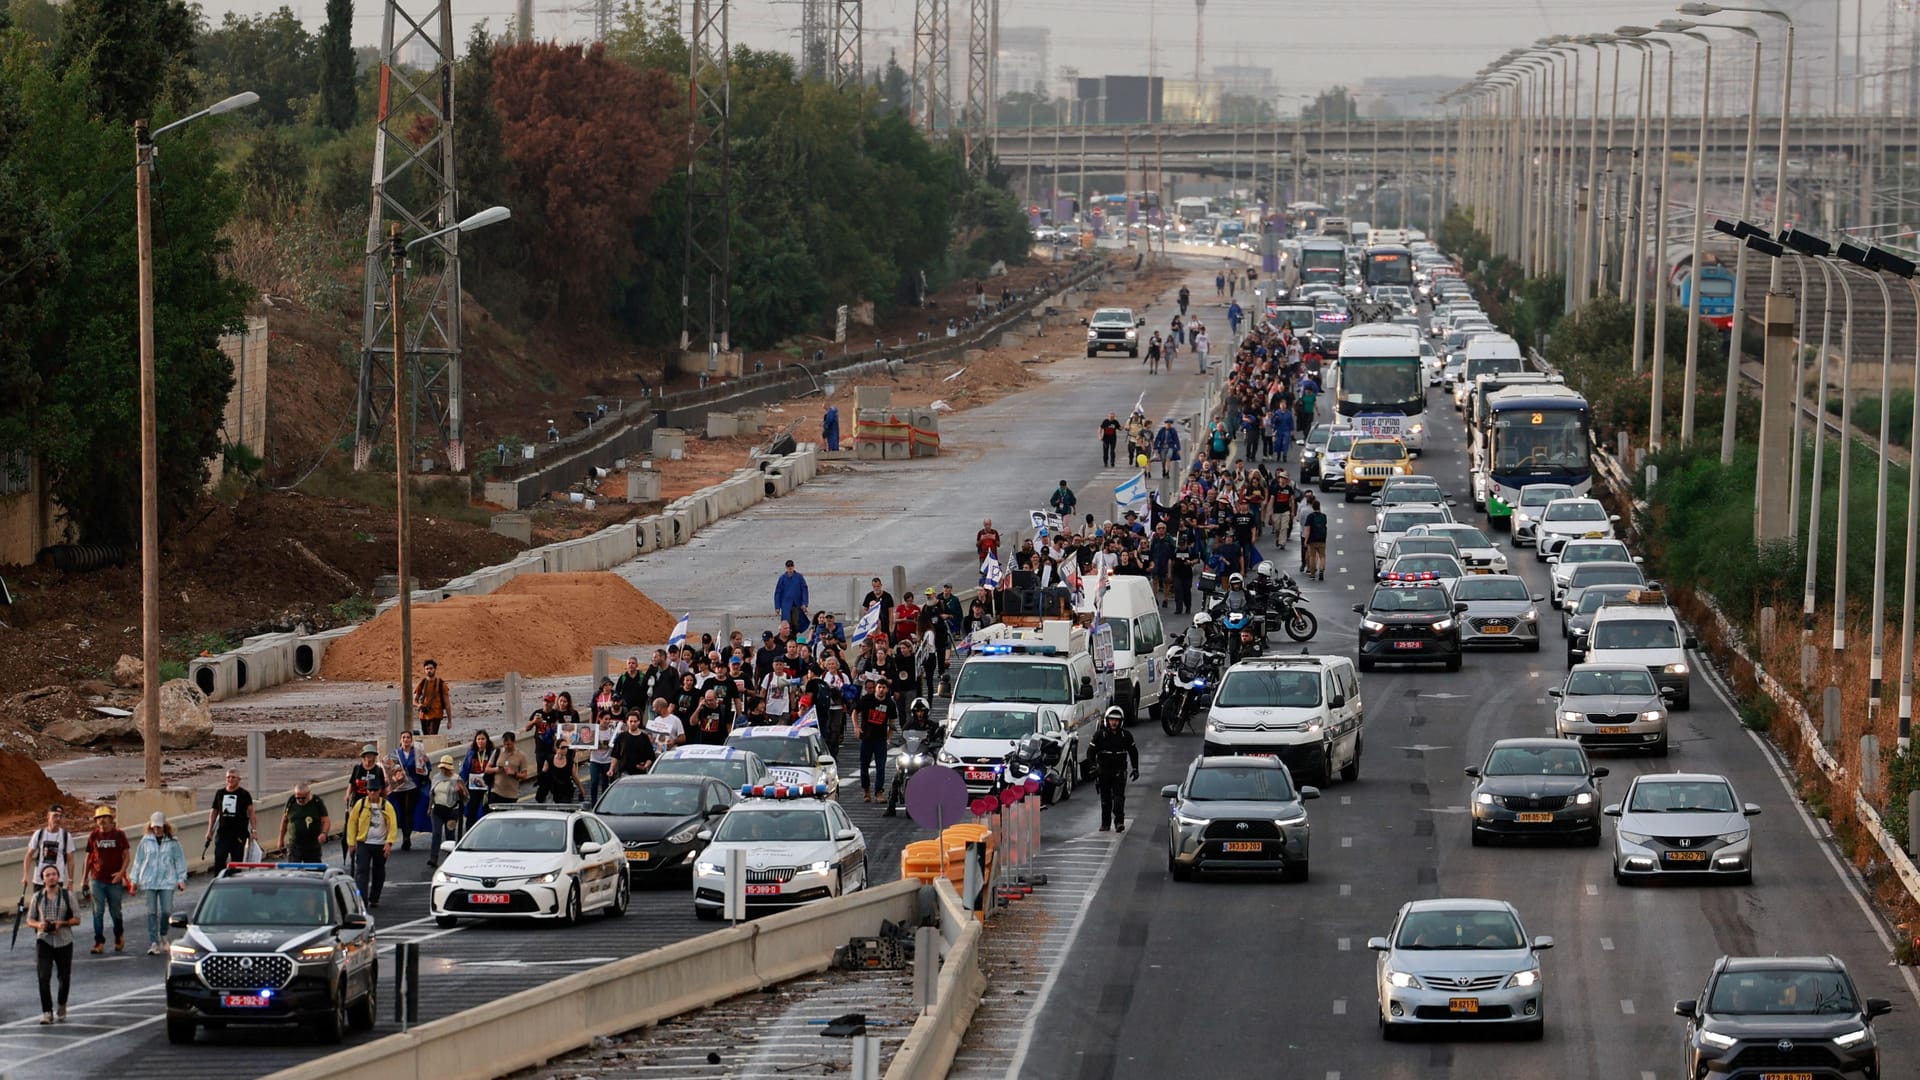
1086 330 1098 340
1834 1027 1872 1048
1174 811 1211 828
529 870 562 885
1618 830 1651 845
696 861 725 875
168 943 199 959
1125 329 1138 339
1274 811 1309 827
1665 662 1689 674
1571 627 1588 638
1205 720 1223 735
667 825 701 845
804 860 834 874
1574 792 1593 806
1433 618 1455 632
1507 968 1540 988
1718 830 1749 845
299 944 338 959
1697 1030 1738 1050
1360 618 1385 632
1387 969 1423 989
1374 543 1390 558
1559 711 1584 724
432 869 453 885
1639 710 1666 723
938 750 959 764
1521 608 1537 622
1475 792 1494 805
1408 423 1424 436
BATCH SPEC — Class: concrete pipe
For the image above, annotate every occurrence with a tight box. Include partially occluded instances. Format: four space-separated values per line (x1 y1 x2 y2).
293 627 355 678
189 654 239 702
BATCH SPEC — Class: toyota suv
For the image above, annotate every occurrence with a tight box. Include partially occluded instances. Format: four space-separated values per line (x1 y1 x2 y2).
1676 955 1890 1080
165 862 377 1045
1084 307 1146 357
1201 655 1362 787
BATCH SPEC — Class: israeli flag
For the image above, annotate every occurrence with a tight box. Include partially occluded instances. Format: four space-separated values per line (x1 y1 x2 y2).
981 553 1004 588
1114 471 1149 516
668 613 690 647
851 603 882 644
792 704 819 730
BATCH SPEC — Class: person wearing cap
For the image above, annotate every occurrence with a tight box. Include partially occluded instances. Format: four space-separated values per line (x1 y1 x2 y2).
127 811 186 954
413 658 451 736
21 805 78 897
25 865 79 1024
935 584 963 636
83 806 130 954
206 769 257 874
278 781 331 866
345 782 399 908
774 559 810 632
427 756 468 863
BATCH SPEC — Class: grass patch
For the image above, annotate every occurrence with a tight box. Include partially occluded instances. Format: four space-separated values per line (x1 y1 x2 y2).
329 593 374 624
1737 694 1777 733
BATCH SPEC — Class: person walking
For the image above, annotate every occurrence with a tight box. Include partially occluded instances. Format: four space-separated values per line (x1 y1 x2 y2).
486 731 533 807
1270 401 1296 462
774 560 810 631
413 658 451 736
427 757 467 864
1302 496 1329 580
1214 270 1226 298
277 782 331 865
346 791 397 909
26 865 79 1024
206 769 257 874
127 812 186 955
1193 326 1210 374
1146 331 1163 374
1099 412 1120 467
537 737 580 802
610 713 658 777
21 805 79 898
1049 480 1077 517
1227 299 1243 337
393 731 429 850
854 678 896 803
82 807 129 955
587 714 617 801
1089 707 1139 832
1152 419 1182 478
1177 284 1191 316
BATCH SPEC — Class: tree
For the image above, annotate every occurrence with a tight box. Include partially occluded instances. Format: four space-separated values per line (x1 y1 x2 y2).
1300 86 1359 123
195 8 318 126
996 89 1065 127
874 56 910 116
6 0 62 50
317 0 354 131
0 65 60 451
52 0 195 125
1218 93 1276 124
451 25 523 319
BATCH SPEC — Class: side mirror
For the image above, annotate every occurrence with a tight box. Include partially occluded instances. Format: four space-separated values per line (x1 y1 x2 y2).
1590 766 1610 779
1137 318 1147 327
1673 1000 1697 1019
706 805 729 817
1742 803 1762 817
1079 317 1088 326
834 829 857 842
1531 594 1545 603
696 828 714 842
1365 525 1378 534
440 840 459 856
1370 497 1382 506
1609 514 1621 522
1076 679 1094 702
341 912 370 931
1463 766 1482 778
1531 935 1554 951
1632 555 1645 564
1660 687 1678 700
1685 636 1700 650
1569 644 1586 659
1300 786 1321 800
168 913 189 929
1160 784 1180 799
1329 694 1346 709
1366 936 1391 952
819 756 837 767
1867 996 1894 1018
1546 554 1560 564
1455 602 1470 613
1546 687 1563 699
1352 604 1366 615
579 842 603 856
1603 803 1622 817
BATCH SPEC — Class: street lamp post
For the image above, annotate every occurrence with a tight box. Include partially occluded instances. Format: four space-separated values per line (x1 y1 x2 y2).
134 90 258 791
1899 276 1920 751
1670 25 1714 448
1620 27 1681 430
384 206 511 731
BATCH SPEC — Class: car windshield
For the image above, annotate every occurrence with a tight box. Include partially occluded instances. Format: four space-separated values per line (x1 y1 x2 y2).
726 735 820 767
1433 527 1491 548
1185 765 1297 801
1093 309 1132 325
1520 486 1574 509
196 883 334 927
1591 618 1680 649
1383 486 1445 504
1100 616 1133 651
1394 539 1459 558
1577 588 1635 615
1370 587 1448 613
654 757 751 788
1306 425 1333 447
1381 511 1446 533
1454 577 1530 601
1394 909 1526 950
1627 780 1737 813
1571 566 1646 590
953 659 1073 704
1565 668 1658 696
597 782 706 816
1326 432 1358 453
950 708 1040 740
1214 669 1323 708
712 808 830 843
1544 501 1607 522
1484 745 1590 776
1564 543 1630 564
1708 970 1860 1015
459 815 568 853
1352 441 1404 461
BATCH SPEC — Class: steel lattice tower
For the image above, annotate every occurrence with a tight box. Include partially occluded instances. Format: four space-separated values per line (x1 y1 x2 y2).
353 0 464 472
593 0 613 43
962 0 993 174
830 0 862 90
681 0 732 356
800 0 827 81
911 0 950 132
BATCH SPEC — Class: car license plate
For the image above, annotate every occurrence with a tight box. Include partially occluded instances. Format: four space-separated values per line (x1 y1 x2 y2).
1664 851 1709 863
1482 624 1510 634
1598 726 1630 735
964 769 994 782
1517 812 1553 823
1759 1074 1814 1080
1448 998 1479 1014
1392 641 1424 650
1583 531 1605 538
745 884 782 896
222 994 271 1008
625 850 650 861
468 892 512 905
1222 841 1262 852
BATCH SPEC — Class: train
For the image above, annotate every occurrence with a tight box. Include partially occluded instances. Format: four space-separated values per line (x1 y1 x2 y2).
1666 247 1737 330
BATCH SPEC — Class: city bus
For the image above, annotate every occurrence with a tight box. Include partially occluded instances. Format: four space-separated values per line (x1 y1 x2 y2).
1362 244 1415 289
1468 371 1566 510
1332 323 1428 454
1480 384 1593 531
1295 238 1346 290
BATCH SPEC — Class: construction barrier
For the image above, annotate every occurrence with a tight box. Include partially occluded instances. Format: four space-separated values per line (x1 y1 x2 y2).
884 878 987 1080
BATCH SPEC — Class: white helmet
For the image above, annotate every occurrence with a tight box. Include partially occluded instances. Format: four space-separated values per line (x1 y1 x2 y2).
1254 560 1276 578
1228 573 1244 587
1191 612 1213 627
1104 706 1127 722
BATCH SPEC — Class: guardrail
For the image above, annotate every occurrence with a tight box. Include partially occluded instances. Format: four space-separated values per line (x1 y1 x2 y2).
260 878 924 1080
885 878 987 1080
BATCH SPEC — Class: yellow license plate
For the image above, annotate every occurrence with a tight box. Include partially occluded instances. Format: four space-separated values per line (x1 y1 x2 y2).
624 850 650 861
1664 850 1708 862
1583 531 1605 538
1222 841 1262 852
1448 998 1479 1014
1482 624 1510 634
1516 812 1553 823
1598 726 1630 735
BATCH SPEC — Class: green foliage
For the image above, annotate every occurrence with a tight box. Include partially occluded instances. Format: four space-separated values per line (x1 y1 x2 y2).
316 0 354 131
194 7 317 126
6 0 60 49
1300 86 1359 122
1218 93 1277 124
954 182 1030 271
0 66 59 424
52 0 195 126
1633 446 1803 620
1847 390 1915 450
328 593 373 624
234 124 306 219
1885 748 1920 850
873 57 910 116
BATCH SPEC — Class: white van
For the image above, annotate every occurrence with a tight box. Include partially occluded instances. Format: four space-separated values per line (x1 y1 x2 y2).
1201 655 1364 786
1081 575 1169 724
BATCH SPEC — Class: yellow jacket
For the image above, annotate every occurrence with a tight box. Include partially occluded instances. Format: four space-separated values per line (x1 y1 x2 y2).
346 799 399 848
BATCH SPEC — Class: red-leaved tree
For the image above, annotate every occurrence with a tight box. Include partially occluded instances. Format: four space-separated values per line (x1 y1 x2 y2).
490 42 687 316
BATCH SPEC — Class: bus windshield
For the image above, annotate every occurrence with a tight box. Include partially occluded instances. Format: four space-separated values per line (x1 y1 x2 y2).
1365 250 1414 287
1338 357 1423 410
1301 248 1344 275
1490 409 1590 474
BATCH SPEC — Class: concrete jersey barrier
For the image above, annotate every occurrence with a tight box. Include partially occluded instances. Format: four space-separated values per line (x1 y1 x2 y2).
884 878 988 1080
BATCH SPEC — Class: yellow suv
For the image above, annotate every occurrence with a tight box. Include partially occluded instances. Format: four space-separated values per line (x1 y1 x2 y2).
1343 437 1413 502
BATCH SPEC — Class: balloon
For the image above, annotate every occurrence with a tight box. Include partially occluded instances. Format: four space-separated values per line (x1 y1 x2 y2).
999 786 1022 807
1136 453 1150 468
970 797 996 817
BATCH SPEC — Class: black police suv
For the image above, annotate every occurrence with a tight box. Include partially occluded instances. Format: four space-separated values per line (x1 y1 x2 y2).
1353 584 1464 672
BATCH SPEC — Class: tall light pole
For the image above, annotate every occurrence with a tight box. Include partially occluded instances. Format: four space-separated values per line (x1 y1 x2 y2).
1622 26 1681 438
384 205 511 730
1668 24 1714 447
1898 273 1920 751
135 90 258 791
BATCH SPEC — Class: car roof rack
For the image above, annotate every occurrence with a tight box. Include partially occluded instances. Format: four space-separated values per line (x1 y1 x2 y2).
1599 586 1669 608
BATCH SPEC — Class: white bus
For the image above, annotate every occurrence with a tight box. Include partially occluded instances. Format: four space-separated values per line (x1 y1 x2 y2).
1331 324 1428 454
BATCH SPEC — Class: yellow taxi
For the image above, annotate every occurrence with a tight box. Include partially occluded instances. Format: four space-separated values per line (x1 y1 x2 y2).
1343 437 1414 502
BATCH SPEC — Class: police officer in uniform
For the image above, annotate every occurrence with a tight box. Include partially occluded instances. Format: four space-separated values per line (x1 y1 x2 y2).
1089 706 1139 832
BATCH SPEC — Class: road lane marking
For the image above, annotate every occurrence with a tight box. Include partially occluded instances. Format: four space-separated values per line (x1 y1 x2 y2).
1337 937 1351 951
1341 795 1352 805
1332 998 1347 1015
1340 884 1352 897
1004 837 1123 1075
1586 883 1599 896
1341 836 1353 848
1620 999 1636 1015
1600 937 1615 951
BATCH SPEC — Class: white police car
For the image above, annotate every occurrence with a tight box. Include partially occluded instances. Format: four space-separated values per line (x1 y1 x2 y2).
725 725 840 798
430 805 628 927
652 744 772 791
692 786 868 920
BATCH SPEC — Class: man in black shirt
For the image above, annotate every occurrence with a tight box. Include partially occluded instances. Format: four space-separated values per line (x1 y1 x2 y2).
613 655 650 715
753 631 783 684
862 577 895 634
1230 499 1258 549
206 770 257 873
1099 412 1120 467
609 714 657 777
853 679 896 802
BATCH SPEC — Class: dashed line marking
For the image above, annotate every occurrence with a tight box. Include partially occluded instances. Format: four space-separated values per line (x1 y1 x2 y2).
1341 836 1354 848
1340 883 1353 897
1341 795 1353 805
1332 998 1347 1015
1620 999 1636 1015
1600 937 1615 951
1337 937 1351 951
1586 883 1599 896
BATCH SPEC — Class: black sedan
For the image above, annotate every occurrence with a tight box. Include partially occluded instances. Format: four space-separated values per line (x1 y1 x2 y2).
1354 584 1464 672
593 776 733 881
1466 738 1607 847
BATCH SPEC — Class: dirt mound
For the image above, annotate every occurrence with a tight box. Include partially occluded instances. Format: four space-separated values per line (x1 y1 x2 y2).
0 750 98 836
319 573 678 682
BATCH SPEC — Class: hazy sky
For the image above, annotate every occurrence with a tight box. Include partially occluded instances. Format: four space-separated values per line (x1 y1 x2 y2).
195 0 1907 109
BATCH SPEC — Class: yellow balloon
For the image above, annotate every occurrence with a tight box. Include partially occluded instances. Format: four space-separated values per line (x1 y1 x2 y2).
1136 454 1150 469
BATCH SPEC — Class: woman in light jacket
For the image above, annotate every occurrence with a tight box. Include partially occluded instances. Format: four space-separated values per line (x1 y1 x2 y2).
126 812 187 955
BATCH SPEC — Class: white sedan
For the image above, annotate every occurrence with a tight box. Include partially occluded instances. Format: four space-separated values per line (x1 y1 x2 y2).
431 806 629 926
1533 498 1621 560
693 795 868 919
1408 523 1509 574
726 725 841 798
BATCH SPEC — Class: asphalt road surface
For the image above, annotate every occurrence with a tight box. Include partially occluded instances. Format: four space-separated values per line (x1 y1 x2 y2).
1015 373 1920 1079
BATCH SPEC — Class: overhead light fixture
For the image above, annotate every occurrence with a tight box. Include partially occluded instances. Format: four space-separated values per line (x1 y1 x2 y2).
1712 219 1738 237
1744 235 1784 258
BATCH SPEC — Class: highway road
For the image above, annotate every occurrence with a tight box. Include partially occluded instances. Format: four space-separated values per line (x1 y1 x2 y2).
1015 376 1920 1079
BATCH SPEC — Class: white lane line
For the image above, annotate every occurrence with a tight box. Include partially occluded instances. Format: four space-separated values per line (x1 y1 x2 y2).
1341 836 1353 848
1341 795 1353 805
1340 884 1353 897
1642 1072 1658 1080
1347 584 1356 590
1004 839 1123 1076
1586 884 1599 896
1332 998 1347 1015
1600 937 1615 951
1535 697 1547 705
1337 937 1351 951
1336 549 1345 556
1327 1073 1341 1080
1620 999 1636 1015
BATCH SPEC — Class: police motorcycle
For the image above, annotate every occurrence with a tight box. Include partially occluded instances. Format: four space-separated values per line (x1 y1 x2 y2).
1208 573 1267 663
1251 560 1319 642
884 698 944 817
1160 617 1227 736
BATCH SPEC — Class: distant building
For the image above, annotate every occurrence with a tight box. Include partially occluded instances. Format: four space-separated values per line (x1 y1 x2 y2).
1074 75 1163 124
1213 64 1274 102
1357 75 1462 118
997 26 1051 97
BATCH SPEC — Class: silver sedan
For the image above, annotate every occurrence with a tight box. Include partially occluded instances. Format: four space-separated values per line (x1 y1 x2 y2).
1607 773 1759 885
1550 663 1671 755
1450 574 1542 650
1370 897 1552 1040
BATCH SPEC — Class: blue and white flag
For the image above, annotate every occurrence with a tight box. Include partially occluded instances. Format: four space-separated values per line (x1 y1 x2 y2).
981 553 1004 588
850 603 883 644
668 613 690 647
792 704 819 730
1114 471 1149 517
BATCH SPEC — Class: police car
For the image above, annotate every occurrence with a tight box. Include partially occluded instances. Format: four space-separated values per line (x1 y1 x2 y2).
430 805 629 927
165 862 377 1045
692 786 869 920
724 725 841 798
652 744 773 791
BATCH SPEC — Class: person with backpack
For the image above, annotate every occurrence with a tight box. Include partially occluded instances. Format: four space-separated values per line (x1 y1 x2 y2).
427 756 467 865
26 865 80 1024
127 812 187 955
82 807 130 955
1302 496 1330 580
21 805 79 898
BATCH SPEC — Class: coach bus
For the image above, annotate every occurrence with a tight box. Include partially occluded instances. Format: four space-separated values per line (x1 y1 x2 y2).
1332 323 1428 454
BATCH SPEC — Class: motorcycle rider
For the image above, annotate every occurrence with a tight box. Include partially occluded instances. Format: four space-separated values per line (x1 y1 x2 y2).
883 698 942 817
1090 706 1140 833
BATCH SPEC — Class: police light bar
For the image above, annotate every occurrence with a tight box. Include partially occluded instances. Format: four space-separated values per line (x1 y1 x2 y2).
741 782 831 799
